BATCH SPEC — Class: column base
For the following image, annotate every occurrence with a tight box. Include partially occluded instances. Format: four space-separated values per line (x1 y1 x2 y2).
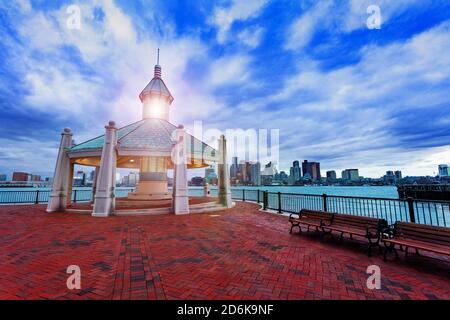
173 195 189 215
46 194 68 213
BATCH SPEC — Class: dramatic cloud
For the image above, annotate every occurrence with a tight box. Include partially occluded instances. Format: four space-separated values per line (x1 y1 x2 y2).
0 0 449 179
209 0 269 44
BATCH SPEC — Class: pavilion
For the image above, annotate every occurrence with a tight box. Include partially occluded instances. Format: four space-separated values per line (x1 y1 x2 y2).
46 53 232 216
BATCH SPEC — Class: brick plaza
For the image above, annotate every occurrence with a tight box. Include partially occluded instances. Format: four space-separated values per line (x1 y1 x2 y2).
0 202 449 300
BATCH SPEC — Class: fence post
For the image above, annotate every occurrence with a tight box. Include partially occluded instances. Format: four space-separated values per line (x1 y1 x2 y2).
263 191 268 210
35 190 40 204
257 190 260 203
242 189 245 202
322 194 327 212
407 197 415 223
73 190 77 203
278 192 282 213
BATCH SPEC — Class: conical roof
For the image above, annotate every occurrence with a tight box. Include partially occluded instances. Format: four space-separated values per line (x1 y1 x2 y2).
139 65 174 104
67 118 217 168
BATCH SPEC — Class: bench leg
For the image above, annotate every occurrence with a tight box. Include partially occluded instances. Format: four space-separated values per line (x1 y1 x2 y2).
405 246 408 257
339 232 344 242
383 242 397 261
415 248 420 256
290 223 301 234
367 237 380 257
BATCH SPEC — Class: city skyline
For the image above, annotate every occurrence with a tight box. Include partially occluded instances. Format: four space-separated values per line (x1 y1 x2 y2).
1 1 450 178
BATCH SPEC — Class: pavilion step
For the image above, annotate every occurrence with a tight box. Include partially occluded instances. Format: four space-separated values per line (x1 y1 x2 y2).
114 207 172 216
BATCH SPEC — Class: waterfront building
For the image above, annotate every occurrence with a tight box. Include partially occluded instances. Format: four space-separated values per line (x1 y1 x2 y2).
395 170 403 180
230 157 239 179
122 171 139 187
274 171 289 185
302 160 321 180
249 162 261 186
438 164 449 177
341 169 359 181
384 171 396 185
12 172 30 182
46 52 231 216
289 160 301 184
238 160 249 184
0 174 6 181
326 170 337 182
73 171 86 187
205 165 218 185
342 169 359 181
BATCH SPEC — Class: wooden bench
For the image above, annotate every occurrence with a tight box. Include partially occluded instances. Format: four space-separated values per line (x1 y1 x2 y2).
382 222 450 261
289 209 333 234
321 214 387 256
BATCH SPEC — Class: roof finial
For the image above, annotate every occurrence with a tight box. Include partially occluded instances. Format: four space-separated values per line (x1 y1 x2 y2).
154 48 162 78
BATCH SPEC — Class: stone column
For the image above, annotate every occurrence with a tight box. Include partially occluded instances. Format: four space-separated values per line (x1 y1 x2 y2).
218 135 232 208
47 128 73 212
172 125 189 215
91 166 99 203
92 121 118 217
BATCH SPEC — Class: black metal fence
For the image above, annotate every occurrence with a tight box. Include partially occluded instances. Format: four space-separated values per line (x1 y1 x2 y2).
232 189 450 227
0 188 135 205
2 187 449 227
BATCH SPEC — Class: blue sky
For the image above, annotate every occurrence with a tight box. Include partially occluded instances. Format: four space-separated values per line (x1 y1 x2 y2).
1 0 450 179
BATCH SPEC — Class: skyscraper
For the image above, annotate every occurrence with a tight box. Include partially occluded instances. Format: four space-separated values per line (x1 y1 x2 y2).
249 162 261 186
290 160 301 183
394 170 403 180
438 164 449 177
302 160 321 180
230 157 239 179
12 172 30 182
326 170 337 181
0 174 7 181
341 169 359 181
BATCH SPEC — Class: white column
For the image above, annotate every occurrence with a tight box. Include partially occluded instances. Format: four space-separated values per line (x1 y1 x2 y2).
92 121 118 217
172 125 189 215
218 135 232 208
91 166 99 203
47 128 73 212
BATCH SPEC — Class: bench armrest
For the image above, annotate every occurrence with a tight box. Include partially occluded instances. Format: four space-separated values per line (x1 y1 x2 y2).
320 218 333 227
289 213 300 220
380 226 394 239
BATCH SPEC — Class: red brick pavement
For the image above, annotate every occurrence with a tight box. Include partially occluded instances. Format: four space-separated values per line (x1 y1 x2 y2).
0 202 449 300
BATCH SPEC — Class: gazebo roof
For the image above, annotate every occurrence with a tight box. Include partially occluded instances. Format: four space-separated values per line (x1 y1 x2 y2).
139 76 174 104
68 118 217 168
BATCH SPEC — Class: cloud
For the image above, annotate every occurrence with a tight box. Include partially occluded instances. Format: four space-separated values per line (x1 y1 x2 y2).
208 54 252 87
284 0 433 51
284 1 332 51
226 20 450 176
237 26 265 48
209 0 269 44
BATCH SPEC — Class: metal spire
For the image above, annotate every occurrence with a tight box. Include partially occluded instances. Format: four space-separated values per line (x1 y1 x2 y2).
154 48 162 78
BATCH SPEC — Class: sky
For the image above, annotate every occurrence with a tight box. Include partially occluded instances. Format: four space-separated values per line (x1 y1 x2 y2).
1 0 450 179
